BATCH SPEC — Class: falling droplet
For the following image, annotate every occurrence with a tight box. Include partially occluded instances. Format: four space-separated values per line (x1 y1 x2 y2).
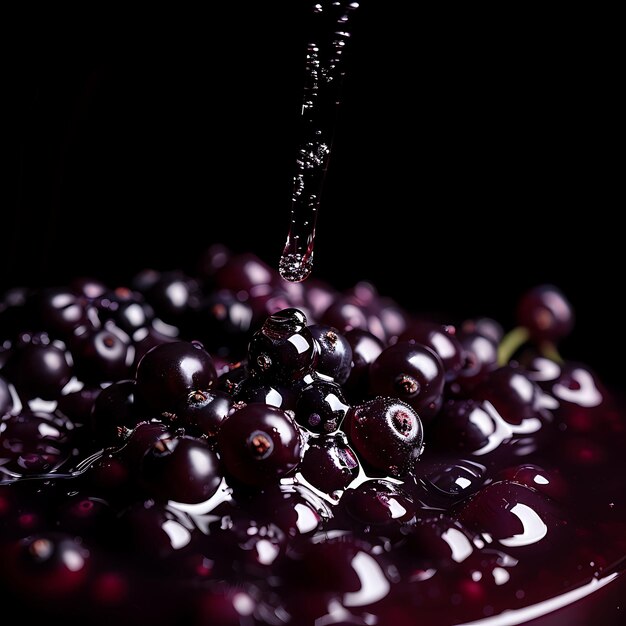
279 1 360 282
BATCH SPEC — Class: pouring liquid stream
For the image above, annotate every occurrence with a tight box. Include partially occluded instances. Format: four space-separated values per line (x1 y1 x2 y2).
279 1 360 282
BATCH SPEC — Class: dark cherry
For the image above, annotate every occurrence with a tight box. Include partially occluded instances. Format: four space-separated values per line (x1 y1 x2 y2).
0 532 90 598
214 252 279 292
113 422 173 477
473 365 546 425
120 500 198 561
135 340 217 414
217 403 302 486
91 380 143 446
457 480 567 554
453 330 498 390
345 396 423 476
70 276 108 300
299 431 359 494
132 324 178 368
140 435 222 504
343 328 384 399
247 308 317 383
516 284 574 344
143 270 202 325
402 514 478 565
428 399 499 454
295 379 350 433
461 317 504 344
96 287 155 335
496 463 568 501
234 375 298 410
413 457 485 504
0 410 72 475
69 323 133 383
56 494 115 538
340 479 417 528
369 341 445 422
5 334 73 400
195 290 254 358
56 385 101 423
237 482 326 536
399 321 465 380
201 513 287 577
285 534 387 595
320 297 371 337
302 278 337 319
176 389 234 438
37 287 93 337
308 323 353 384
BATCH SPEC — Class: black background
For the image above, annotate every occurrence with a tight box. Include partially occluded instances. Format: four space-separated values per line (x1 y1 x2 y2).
3 4 623 385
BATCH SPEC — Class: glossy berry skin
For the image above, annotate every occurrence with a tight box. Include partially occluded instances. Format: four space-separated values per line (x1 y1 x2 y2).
461 317 504 344
0 410 72 475
0 375 14 415
135 340 217 414
176 389 234 438
217 403 302 486
429 399 499 454
96 287 155 335
91 380 142 446
37 287 92 337
403 514 478 565
399 321 465 380
340 479 417 528
0 532 90 599
456 480 567 555
413 457 485 505
195 290 254 358
247 308 317 383
234 376 298 411
299 431 359 494
308 324 353 384
295 379 350 434
140 435 222 504
345 397 423 477
343 328 384 398
516 284 574 343
6 335 73 400
144 270 202 325
70 324 133 383
474 366 544 425
454 331 498 389
369 341 445 422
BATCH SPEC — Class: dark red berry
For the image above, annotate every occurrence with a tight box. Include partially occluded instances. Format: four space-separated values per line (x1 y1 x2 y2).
135 340 217 414
345 397 423 476
247 308 317 383
217 403 302 486
369 341 445 422
516 284 574 344
140 435 222 504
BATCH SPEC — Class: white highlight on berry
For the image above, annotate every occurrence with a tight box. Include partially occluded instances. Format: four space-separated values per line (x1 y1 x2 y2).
499 503 548 548
442 527 474 563
161 520 192 550
343 551 391 607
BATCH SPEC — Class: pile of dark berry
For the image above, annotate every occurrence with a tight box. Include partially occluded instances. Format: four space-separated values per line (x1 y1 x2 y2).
1 247 625 626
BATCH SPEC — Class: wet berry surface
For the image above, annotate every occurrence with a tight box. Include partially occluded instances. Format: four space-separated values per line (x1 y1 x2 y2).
1 248 625 626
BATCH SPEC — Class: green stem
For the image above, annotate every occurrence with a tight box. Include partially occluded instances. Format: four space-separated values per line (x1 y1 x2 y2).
497 326 530 366
539 341 564 363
